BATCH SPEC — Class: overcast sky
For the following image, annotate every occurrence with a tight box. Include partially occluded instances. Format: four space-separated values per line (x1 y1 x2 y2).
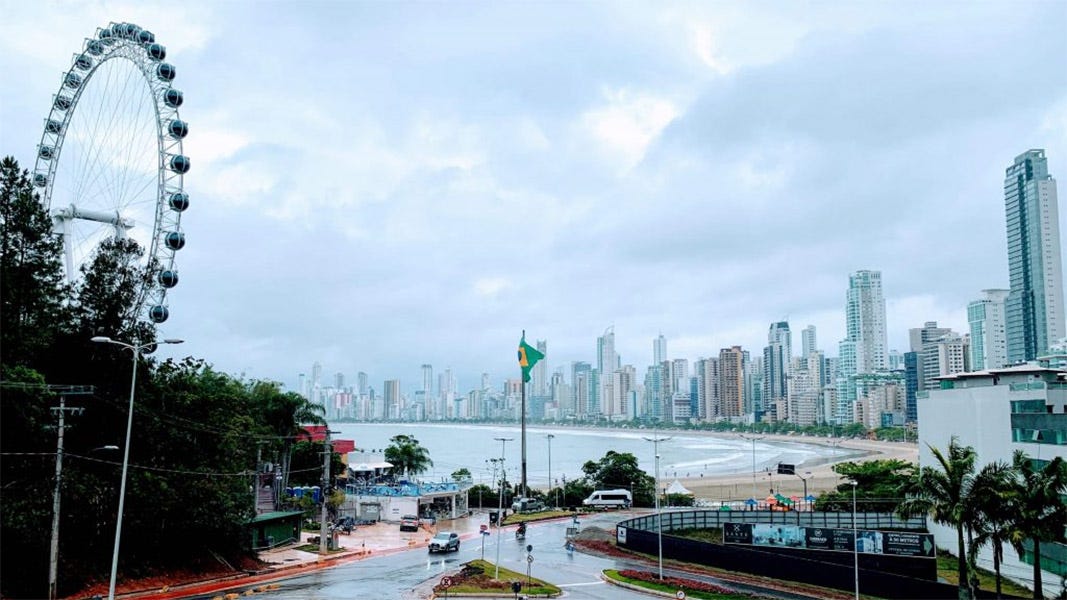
3 2 1066 395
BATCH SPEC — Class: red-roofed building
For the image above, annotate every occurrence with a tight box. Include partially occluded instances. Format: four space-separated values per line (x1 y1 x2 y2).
295 424 355 475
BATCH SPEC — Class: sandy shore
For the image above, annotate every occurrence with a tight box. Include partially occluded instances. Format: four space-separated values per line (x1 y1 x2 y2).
667 434 918 502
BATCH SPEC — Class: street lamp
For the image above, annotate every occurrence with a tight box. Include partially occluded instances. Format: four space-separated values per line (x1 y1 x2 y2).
643 433 671 580
850 479 859 600
493 437 512 581
795 471 813 525
738 434 764 501
92 335 183 600
546 434 555 508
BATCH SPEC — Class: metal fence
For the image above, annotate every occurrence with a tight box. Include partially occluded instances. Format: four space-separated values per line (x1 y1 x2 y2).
620 509 927 533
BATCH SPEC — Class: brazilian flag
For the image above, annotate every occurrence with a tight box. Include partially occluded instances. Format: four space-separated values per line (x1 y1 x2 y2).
517 335 544 382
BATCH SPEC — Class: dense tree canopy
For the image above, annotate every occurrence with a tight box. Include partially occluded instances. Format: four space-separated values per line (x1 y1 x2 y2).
0 157 343 600
384 434 433 479
580 450 655 507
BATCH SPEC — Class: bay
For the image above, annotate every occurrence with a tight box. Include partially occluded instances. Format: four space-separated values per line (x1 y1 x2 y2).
331 422 863 489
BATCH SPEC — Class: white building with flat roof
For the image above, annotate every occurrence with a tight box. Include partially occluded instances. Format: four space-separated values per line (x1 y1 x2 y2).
917 363 1067 593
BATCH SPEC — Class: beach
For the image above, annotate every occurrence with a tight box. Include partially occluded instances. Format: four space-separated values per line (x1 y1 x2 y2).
674 434 918 501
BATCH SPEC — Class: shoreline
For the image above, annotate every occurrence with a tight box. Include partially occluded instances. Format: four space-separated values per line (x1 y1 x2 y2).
343 421 917 500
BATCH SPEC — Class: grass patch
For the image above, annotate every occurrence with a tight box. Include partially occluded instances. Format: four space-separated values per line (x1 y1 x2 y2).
501 510 575 525
437 559 560 596
293 544 346 554
671 527 723 544
604 569 764 599
935 551 1032 598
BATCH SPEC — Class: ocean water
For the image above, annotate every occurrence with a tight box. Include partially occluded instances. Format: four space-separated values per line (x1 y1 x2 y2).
331 423 863 487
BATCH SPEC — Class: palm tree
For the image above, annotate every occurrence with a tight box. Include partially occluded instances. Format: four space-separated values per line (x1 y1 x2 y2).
384 434 433 479
966 460 1016 599
1007 451 1067 600
897 437 977 600
256 384 326 492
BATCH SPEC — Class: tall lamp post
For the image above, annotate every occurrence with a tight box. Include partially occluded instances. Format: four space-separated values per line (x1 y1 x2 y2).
850 479 859 600
92 336 183 600
546 434 555 508
493 437 512 580
643 433 671 580
738 434 764 501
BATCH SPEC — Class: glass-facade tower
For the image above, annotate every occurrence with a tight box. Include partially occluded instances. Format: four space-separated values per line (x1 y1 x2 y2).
1004 149 1064 363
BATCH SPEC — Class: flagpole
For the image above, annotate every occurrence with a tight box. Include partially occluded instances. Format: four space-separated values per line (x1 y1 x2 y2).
521 330 528 500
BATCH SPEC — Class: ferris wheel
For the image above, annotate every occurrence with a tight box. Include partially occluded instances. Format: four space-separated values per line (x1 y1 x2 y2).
32 21 189 326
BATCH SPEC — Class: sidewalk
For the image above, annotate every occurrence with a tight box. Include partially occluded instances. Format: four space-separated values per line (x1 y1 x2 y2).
258 513 490 570
112 513 498 599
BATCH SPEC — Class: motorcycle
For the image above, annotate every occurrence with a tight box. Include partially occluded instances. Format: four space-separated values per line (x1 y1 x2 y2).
515 524 527 540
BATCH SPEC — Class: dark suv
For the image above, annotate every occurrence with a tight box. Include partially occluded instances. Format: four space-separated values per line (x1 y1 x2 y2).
428 531 460 553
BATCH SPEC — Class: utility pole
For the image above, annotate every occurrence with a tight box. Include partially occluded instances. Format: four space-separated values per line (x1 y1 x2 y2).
319 431 338 556
48 386 91 600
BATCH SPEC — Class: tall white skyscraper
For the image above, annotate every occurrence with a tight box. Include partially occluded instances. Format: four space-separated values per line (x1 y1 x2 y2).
653 334 667 365
841 270 889 375
801 325 817 358
763 321 791 421
968 289 1009 370
1004 149 1065 362
532 340 548 396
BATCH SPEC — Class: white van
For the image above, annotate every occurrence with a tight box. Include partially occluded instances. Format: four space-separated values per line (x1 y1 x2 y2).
582 489 632 509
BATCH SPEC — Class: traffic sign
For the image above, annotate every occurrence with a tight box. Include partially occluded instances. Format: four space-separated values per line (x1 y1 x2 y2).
527 554 534 563
441 576 453 588
676 591 686 599
480 524 488 532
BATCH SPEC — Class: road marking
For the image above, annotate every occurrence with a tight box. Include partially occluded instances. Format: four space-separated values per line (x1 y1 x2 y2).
557 581 606 587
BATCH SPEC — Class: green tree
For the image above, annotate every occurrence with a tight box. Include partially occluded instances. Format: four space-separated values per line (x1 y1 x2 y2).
0 156 70 367
815 459 914 512
384 434 433 479
257 385 326 491
468 484 495 509
1007 451 1067 600
451 467 472 482
897 437 977 600
580 451 654 507
965 460 1016 599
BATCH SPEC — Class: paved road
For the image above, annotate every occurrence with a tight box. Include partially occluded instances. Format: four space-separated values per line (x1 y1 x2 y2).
187 513 817 599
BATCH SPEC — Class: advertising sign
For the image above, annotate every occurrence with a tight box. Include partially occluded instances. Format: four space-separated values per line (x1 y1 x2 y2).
883 531 936 557
726 522 934 559
616 526 627 544
723 522 753 545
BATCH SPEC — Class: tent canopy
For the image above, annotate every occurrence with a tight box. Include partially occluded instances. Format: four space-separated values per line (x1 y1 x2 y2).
665 480 693 495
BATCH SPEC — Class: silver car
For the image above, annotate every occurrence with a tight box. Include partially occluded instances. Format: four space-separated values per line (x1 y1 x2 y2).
428 531 460 553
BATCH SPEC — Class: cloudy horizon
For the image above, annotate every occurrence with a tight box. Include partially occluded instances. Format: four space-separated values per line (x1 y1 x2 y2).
2 2 1065 394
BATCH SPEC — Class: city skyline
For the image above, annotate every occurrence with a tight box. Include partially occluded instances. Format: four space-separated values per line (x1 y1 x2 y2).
1 3 1065 392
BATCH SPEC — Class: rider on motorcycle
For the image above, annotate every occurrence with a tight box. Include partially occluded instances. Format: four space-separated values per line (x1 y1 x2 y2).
516 522 527 538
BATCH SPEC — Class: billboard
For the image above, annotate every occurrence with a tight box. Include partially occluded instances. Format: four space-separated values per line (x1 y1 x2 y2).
724 523 934 558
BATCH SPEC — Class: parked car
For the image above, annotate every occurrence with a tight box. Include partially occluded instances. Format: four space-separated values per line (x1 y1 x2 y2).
399 514 419 532
428 531 460 553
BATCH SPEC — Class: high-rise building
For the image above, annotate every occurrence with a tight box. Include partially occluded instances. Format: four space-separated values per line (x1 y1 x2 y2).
643 364 664 421
532 340 548 396
383 379 400 420
801 325 817 359
595 327 618 417
842 270 889 375
357 371 368 396
572 361 592 419
719 346 745 418
694 357 718 420
910 321 953 391
969 289 1010 370
653 334 667 365
763 321 791 421
1005 149 1065 363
